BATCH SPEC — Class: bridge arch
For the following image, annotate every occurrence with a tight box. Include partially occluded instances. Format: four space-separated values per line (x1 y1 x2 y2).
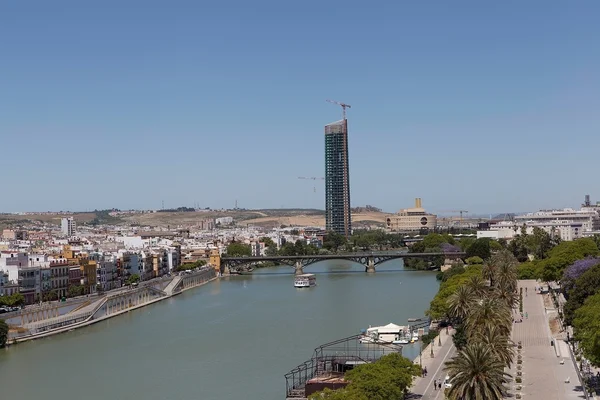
221 252 465 275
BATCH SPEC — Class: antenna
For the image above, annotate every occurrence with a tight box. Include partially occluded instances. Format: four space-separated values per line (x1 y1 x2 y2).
326 99 351 120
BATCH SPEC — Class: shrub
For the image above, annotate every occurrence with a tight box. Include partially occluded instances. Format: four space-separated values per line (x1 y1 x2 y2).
516 377 522 383
517 371 522 377
517 359 522 365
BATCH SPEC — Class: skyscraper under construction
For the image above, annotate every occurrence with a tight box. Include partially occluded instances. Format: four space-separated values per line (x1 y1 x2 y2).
325 115 352 237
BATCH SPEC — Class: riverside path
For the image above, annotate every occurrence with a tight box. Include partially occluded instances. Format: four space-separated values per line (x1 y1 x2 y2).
512 279 585 399
408 327 456 399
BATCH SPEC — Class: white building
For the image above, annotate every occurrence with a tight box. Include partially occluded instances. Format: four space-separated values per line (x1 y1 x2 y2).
215 217 233 225
61 217 76 236
478 208 599 242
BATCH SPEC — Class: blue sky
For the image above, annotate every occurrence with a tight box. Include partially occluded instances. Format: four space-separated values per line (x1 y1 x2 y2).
1 1 599 214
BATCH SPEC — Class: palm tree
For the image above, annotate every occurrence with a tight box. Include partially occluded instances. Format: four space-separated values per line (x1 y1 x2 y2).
482 260 497 288
445 342 510 400
466 297 512 337
473 325 515 368
492 285 519 310
496 263 518 293
448 285 476 322
465 275 488 299
490 250 518 290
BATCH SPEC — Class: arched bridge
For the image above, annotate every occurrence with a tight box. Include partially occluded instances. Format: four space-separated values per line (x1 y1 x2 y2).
221 251 465 275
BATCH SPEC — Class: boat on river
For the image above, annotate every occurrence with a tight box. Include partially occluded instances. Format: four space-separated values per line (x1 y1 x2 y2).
294 274 316 288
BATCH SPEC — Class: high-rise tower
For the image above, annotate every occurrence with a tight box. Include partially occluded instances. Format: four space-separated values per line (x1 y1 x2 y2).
325 117 352 237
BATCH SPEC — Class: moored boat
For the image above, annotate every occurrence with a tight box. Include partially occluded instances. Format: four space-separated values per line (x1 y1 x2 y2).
359 323 409 344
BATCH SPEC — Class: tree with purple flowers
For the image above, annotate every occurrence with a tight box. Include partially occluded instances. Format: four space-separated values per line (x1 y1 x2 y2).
562 257 600 289
563 262 600 325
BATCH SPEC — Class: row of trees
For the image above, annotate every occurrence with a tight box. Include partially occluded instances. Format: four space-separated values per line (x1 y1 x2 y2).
517 237 598 282
406 233 502 271
444 250 519 399
176 260 207 272
308 353 422 400
0 293 25 307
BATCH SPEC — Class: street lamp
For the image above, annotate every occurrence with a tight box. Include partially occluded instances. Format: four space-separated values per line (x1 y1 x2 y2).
419 340 422 367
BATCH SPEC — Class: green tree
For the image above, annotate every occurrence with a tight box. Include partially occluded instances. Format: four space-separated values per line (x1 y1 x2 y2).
465 275 487 299
427 265 483 319
447 285 475 322
226 242 252 257
526 227 553 260
473 325 514 368
260 237 276 248
323 231 347 252
573 292 600 366
445 342 510 400
126 274 140 285
489 240 503 252
466 256 483 265
68 285 85 298
466 238 492 260
310 353 421 400
265 245 278 256
563 264 600 325
452 323 468 350
466 297 512 338
176 260 206 272
437 264 466 282
0 319 8 348
0 293 25 307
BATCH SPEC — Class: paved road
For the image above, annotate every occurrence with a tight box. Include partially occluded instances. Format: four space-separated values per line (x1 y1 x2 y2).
409 327 456 399
513 280 585 400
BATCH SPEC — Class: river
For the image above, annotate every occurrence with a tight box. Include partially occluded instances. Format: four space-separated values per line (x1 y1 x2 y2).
0 260 439 400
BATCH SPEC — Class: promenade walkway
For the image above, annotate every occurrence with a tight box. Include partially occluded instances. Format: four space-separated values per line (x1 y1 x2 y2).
409 327 455 399
513 279 585 399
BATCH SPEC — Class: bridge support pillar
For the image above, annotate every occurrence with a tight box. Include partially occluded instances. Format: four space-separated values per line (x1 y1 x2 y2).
366 257 376 273
222 265 231 276
294 261 305 276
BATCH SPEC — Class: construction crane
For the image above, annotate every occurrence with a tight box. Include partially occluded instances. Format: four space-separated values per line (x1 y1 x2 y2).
298 176 325 193
326 99 351 120
440 210 469 225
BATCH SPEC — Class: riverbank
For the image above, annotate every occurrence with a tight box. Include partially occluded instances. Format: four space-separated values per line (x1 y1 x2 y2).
6 268 217 345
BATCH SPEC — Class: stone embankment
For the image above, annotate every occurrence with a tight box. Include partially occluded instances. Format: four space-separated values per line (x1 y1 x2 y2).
7 268 217 345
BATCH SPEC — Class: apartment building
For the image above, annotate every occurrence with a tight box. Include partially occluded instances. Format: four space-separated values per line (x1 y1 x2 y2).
61 217 76 237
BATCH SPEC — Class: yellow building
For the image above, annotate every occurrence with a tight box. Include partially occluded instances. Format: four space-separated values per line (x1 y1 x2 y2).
209 249 221 273
61 245 97 293
386 198 437 232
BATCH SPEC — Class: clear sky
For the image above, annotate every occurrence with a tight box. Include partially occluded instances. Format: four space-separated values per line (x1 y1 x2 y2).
2 1 599 214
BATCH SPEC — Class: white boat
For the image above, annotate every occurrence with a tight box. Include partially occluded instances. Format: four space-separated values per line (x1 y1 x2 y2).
411 330 420 342
359 323 409 344
294 274 316 288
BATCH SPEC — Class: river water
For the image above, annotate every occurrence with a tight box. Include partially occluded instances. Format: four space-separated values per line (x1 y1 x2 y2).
0 260 438 400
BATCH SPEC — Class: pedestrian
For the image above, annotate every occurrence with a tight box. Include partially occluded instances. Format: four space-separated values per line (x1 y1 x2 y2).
433 379 437 390
424 366 428 376
525 312 528 319
439 382 442 390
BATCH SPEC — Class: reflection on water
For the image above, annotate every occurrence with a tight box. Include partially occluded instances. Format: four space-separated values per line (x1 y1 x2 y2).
0 259 438 400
